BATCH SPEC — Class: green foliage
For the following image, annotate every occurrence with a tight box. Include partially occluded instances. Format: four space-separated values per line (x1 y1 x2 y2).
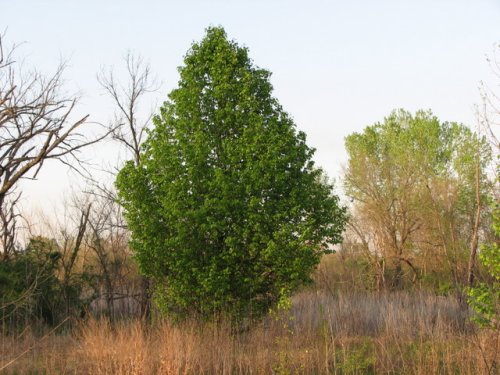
338 341 376 374
116 27 346 321
467 200 499 328
0 236 94 329
0 237 64 327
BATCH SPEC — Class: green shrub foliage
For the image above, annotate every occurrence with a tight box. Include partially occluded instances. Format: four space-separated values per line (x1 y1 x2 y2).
468 199 499 328
0 237 71 328
116 27 346 321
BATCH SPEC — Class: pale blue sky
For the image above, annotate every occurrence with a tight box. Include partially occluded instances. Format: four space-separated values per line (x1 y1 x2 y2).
2 0 499 215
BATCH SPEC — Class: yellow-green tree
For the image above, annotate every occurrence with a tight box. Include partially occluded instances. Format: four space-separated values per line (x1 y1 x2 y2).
344 110 491 290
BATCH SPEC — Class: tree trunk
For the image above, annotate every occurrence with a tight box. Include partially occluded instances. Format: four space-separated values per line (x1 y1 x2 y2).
467 159 481 287
139 276 151 321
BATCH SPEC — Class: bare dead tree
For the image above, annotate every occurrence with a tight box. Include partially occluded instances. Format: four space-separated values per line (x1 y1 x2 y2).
82 191 138 320
0 33 110 259
60 203 91 316
0 191 21 259
479 42 500 155
467 42 500 288
98 51 159 166
95 52 159 320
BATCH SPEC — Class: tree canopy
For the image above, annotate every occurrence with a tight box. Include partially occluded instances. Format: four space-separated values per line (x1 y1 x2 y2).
116 27 346 320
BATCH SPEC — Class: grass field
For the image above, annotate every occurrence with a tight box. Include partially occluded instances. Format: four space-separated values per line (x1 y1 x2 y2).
1 290 498 374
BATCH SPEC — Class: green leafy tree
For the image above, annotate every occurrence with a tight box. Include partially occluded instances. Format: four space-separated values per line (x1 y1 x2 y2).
116 27 346 321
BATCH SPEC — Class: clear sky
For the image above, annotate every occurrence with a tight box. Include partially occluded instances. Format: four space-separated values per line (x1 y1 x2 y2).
2 0 499 216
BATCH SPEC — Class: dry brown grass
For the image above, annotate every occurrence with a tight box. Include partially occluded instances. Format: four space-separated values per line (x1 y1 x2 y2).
1 290 498 374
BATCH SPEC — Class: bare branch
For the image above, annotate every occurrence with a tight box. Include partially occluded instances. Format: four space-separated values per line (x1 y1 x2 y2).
0 34 110 258
97 51 159 165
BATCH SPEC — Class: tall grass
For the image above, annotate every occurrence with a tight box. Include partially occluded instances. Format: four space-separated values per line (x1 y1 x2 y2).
1 290 497 374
